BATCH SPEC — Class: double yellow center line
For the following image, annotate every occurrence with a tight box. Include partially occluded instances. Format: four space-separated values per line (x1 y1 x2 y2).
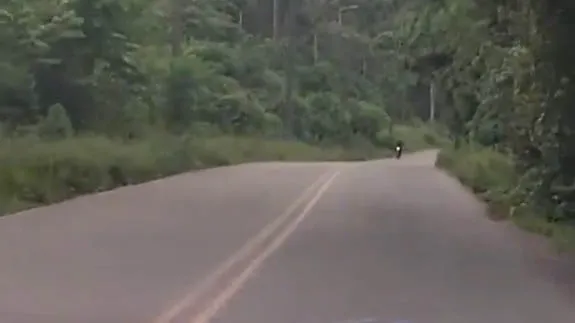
153 168 342 323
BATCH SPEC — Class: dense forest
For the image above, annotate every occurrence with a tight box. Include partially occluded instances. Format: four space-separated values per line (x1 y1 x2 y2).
1 0 575 241
0 0 444 213
1 0 426 144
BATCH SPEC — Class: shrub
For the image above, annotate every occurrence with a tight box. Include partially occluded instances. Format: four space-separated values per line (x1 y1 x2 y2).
38 104 74 139
437 144 516 195
393 123 450 151
0 123 442 216
0 134 387 215
437 143 575 251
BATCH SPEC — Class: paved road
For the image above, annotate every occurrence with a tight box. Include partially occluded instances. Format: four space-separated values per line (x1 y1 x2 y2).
0 150 573 323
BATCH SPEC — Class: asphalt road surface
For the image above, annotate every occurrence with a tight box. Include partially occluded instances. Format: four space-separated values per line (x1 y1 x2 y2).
0 150 573 323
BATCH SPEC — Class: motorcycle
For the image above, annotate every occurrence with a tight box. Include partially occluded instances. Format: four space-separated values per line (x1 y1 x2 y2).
395 145 402 159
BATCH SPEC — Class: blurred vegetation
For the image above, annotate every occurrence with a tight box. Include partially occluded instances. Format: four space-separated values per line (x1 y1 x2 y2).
438 145 575 251
5 0 575 250
2 0 574 250
400 0 575 248
0 134 391 215
0 0 446 215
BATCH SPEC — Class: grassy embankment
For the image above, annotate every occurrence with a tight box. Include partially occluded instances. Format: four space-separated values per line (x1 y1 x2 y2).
437 143 575 252
0 123 443 216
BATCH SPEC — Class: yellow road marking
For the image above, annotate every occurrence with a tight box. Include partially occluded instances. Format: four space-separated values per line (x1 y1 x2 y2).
189 170 341 323
153 169 336 323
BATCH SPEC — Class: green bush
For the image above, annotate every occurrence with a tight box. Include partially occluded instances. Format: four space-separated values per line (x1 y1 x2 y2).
373 122 448 151
437 144 516 196
437 143 575 251
0 134 387 216
38 104 74 139
393 123 450 151
0 123 442 216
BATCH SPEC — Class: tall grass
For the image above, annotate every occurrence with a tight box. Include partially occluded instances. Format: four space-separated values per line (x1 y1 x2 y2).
0 134 386 215
0 123 445 216
393 122 451 151
437 143 575 251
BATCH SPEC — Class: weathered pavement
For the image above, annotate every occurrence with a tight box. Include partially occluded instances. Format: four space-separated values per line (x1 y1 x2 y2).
0 150 573 323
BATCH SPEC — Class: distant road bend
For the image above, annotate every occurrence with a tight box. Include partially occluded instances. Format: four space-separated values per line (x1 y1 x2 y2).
0 150 573 323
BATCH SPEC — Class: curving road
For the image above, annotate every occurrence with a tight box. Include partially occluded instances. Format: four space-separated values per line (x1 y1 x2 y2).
0 150 573 323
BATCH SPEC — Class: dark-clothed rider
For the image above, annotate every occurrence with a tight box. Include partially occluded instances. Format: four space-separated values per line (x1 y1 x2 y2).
395 140 404 150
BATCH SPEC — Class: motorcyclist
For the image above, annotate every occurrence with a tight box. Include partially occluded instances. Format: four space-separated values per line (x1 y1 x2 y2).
395 139 404 158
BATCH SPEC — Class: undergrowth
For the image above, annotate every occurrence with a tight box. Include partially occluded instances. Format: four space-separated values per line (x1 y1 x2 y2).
437 143 575 252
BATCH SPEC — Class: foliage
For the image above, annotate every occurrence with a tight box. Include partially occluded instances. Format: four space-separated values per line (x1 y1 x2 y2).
38 103 74 139
0 0 450 214
0 134 392 216
437 144 575 251
385 0 575 241
437 144 517 199
0 0 439 141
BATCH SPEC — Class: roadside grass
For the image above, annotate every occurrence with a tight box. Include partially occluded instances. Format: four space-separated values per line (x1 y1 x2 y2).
436 143 575 252
0 133 391 216
392 121 451 151
0 123 444 216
